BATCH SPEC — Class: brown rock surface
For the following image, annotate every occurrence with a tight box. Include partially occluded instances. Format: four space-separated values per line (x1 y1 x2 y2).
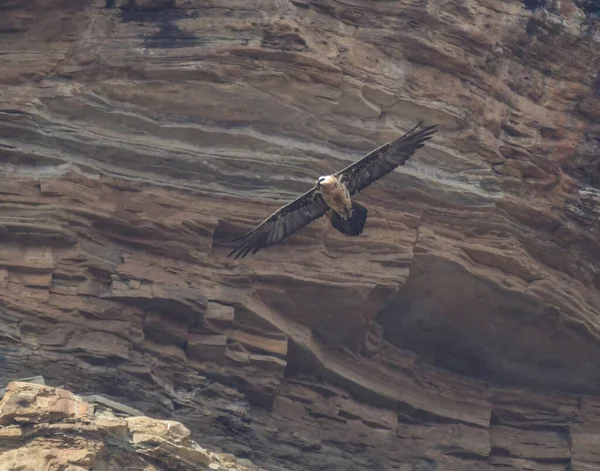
0 0 599 470
0 381 261 471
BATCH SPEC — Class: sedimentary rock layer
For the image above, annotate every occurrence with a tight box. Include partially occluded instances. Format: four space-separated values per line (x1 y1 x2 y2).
0 0 599 469
0 381 261 471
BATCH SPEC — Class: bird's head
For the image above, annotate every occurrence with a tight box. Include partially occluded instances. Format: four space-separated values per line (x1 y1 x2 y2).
316 175 333 188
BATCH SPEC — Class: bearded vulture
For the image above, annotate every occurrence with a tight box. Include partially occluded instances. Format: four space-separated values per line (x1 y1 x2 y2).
227 121 437 259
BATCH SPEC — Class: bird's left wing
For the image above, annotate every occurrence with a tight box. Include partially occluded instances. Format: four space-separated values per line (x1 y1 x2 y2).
227 186 329 259
335 121 437 196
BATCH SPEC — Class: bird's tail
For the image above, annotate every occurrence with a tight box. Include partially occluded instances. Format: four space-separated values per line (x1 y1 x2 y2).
330 202 368 236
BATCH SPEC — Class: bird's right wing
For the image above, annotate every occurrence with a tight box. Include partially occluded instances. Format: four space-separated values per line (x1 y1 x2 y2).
227 186 329 259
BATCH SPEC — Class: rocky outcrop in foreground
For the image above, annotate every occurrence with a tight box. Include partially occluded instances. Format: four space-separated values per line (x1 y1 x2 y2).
0 381 260 471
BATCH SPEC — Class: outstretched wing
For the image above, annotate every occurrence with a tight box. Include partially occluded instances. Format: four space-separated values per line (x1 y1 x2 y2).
227 187 329 259
335 121 437 196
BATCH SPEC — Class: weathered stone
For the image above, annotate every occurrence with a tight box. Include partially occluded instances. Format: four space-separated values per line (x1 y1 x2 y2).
570 425 600 469
0 376 45 398
225 348 251 364
249 354 287 374
206 302 235 323
0 382 89 426
397 423 491 459
0 382 262 471
79 394 144 417
186 334 228 361
143 310 188 347
0 0 598 470
228 330 288 357
490 425 571 461
336 397 397 430
0 427 22 439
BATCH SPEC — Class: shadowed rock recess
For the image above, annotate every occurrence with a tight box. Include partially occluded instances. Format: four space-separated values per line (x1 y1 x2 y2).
0 0 599 470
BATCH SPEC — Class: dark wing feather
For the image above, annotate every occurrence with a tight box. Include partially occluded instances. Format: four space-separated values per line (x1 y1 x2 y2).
335 121 437 196
227 187 328 259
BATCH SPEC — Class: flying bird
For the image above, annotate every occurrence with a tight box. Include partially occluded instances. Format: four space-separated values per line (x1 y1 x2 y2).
227 121 437 259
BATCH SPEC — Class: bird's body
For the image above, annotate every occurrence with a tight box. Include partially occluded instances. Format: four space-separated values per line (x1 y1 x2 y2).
227 121 437 259
316 174 368 237
317 175 352 217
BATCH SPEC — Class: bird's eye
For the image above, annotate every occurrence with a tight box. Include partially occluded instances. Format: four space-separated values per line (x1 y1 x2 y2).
318 176 326 183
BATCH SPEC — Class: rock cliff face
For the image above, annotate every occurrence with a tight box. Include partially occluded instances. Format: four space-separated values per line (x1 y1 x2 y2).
0 381 261 470
0 0 599 470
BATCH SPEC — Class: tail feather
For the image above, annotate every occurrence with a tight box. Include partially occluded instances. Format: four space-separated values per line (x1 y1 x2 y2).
331 202 368 236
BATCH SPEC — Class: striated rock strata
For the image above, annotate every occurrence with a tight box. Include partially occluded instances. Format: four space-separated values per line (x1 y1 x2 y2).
0 0 599 470
0 381 261 470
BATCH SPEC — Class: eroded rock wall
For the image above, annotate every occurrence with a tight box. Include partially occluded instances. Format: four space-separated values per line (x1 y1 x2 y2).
0 381 261 471
0 0 599 470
